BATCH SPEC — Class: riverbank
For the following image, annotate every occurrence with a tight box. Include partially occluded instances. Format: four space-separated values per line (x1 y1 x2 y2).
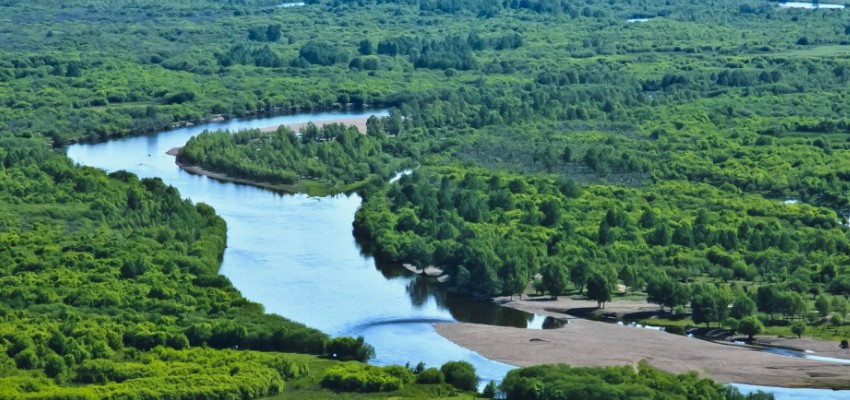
435 297 850 389
166 153 371 197
165 115 382 196
259 116 370 133
756 336 850 362
497 296 850 358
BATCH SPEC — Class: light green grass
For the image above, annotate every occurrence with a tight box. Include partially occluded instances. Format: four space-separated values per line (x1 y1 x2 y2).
269 354 481 400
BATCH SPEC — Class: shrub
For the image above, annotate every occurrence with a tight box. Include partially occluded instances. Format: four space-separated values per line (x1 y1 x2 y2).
325 336 375 362
320 363 403 392
416 367 445 384
440 361 478 391
383 365 415 384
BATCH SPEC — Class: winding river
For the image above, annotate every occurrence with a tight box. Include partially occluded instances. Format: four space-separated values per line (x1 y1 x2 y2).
67 109 849 399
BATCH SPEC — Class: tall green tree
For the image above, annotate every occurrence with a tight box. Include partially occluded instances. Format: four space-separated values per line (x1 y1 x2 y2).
586 272 612 309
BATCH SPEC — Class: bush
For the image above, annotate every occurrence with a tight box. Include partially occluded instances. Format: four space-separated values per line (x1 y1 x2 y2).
44 354 68 380
440 361 478 391
500 363 770 400
325 336 375 362
383 365 415 384
320 363 403 393
416 367 445 384
14 348 39 370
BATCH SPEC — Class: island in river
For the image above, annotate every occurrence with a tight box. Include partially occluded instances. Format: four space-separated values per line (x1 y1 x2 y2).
168 115 391 196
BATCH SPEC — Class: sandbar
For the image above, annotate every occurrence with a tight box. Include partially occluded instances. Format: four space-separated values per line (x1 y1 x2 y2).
436 297 850 389
259 117 370 134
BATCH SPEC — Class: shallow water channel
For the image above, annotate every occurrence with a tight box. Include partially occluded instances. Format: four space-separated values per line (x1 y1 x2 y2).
66 109 849 399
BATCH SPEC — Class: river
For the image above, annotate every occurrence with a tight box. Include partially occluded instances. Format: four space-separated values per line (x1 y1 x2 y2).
66 109 849 399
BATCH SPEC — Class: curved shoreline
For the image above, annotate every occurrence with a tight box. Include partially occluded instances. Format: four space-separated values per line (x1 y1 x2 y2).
165 112 850 391
171 154 850 390
435 298 850 389
164 115 377 195
172 160 310 193
258 116 370 133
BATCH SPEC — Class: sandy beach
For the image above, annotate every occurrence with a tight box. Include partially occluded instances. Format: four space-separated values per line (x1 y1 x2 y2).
259 116 370 133
436 297 850 389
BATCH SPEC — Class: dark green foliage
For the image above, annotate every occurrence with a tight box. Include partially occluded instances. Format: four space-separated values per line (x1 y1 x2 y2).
645 276 690 312
325 336 376 362
690 284 733 327
739 316 765 340
217 44 284 68
586 272 612 309
791 321 807 338
440 361 478 391
299 41 350 66
541 260 568 299
178 123 411 192
482 380 498 398
248 24 282 42
500 363 773 400
731 294 757 319
416 367 445 384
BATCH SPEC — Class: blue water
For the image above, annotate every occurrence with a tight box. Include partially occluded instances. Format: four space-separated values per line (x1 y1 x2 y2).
67 109 518 383
67 109 849 398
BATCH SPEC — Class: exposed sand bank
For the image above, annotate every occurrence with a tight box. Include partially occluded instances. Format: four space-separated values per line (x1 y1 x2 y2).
436 297 850 389
259 116 370 133
435 320 850 388
494 296 657 319
172 163 308 194
756 336 850 362
498 296 850 361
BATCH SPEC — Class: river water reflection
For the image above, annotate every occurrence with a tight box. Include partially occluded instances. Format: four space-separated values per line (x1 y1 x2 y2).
66 109 848 398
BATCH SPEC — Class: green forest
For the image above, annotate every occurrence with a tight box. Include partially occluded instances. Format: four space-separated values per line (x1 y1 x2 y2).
1 0 849 397
177 118 414 195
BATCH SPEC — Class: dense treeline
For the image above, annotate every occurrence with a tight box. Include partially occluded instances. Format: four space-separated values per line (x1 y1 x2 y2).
500 363 772 400
354 165 850 330
0 140 335 397
147 0 850 339
178 119 414 193
5 0 850 145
